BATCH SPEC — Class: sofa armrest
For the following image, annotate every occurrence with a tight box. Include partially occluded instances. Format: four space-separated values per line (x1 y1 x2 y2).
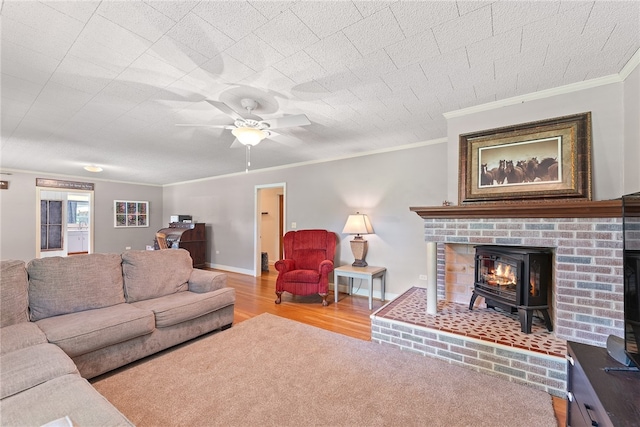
188 269 227 293
274 259 295 273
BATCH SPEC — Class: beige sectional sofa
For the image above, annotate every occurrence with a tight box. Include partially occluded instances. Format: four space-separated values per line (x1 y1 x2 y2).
0 249 235 426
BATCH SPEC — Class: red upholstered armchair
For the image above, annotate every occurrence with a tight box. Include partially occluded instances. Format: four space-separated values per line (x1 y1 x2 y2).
274 229 337 306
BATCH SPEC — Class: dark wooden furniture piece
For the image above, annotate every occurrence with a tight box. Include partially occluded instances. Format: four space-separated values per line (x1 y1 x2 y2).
156 223 206 268
566 341 640 427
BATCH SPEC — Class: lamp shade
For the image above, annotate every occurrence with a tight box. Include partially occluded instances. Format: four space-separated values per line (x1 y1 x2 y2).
342 213 373 235
232 127 267 146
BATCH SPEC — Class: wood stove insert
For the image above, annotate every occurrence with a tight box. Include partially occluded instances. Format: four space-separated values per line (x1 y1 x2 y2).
469 245 553 334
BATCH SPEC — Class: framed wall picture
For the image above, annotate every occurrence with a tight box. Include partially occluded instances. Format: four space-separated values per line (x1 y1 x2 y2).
458 112 592 204
114 200 148 228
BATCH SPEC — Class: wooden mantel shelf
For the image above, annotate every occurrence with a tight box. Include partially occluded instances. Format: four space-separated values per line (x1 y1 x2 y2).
410 199 622 219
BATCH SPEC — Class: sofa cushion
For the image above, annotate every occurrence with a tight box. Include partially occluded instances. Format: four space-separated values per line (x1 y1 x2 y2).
0 374 134 427
0 343 78 399
0 322 48 355
1 260 29 327
35 303 155 358
131 288 236 328
27 253 125 322
122 249 192 303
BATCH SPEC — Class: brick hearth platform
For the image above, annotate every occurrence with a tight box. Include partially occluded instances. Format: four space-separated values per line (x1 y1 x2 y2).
371 287 567 396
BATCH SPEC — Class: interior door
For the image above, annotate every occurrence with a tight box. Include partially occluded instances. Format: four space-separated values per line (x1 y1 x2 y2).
255 183 285 277
36 188 94 258
279 194 284 259
66 193 91 255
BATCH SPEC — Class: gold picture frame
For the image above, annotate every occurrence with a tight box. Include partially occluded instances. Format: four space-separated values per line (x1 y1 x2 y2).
458 112 592 204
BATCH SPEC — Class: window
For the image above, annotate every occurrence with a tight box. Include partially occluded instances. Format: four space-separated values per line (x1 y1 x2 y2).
67 200 89 225
41 200 63 250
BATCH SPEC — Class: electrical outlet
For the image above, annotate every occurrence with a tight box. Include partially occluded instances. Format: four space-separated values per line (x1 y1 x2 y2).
125 246 131 250
291 222 297 229
419 275 428 280
215 250 220 254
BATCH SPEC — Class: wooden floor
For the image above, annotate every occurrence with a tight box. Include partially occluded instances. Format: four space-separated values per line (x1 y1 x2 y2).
223 268 566 427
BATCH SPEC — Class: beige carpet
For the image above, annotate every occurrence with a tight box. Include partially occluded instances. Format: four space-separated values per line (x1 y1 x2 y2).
92 313 557 427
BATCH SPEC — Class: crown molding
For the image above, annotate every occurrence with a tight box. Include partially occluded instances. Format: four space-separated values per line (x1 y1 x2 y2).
0 168 162 187
165 137 448 187
444 48 639 120
619 47 640 81
443 76 621 119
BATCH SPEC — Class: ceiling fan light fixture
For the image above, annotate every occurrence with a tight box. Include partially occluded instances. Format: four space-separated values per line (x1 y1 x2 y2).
232 127 267 146
84 165 103 172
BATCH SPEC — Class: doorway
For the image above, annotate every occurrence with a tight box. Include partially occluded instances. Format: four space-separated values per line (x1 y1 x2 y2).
254 183 285 277
36 188 94 258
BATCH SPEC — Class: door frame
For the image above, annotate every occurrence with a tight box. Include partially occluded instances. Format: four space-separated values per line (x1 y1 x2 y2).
254 182 286 277
36 187 95 258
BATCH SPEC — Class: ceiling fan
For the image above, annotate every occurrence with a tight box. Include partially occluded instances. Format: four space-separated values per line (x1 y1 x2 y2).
177 98 311 147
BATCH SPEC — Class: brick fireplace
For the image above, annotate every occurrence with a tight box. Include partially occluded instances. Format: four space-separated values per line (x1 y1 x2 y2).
371 200 623 396
424 207 624 347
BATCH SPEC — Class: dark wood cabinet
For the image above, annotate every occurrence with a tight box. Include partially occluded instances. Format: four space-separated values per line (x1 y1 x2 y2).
567 341 640 427
157 223 206 268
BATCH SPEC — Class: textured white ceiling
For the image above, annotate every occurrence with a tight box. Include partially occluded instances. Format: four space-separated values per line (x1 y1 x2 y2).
1 0 638 185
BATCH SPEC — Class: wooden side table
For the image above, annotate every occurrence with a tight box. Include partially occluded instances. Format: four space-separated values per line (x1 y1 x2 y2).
334 265 386 310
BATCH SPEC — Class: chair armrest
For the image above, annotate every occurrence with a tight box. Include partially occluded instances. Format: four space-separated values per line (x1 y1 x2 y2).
188 269 227 293
319 260 334 275
275 259 295 273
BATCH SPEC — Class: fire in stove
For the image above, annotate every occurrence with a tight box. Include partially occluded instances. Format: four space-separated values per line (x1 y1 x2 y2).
483 262 516 286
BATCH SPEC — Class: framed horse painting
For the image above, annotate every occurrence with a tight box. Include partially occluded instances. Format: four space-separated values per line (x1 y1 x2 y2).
458 112 592 204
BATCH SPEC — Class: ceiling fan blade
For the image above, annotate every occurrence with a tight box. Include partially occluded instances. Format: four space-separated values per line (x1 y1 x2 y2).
266 131 302 147
206 99 244 121
261 114 311 130
176 124 234 129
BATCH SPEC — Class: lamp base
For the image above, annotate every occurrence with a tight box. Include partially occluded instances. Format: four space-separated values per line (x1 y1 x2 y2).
350 237 369 268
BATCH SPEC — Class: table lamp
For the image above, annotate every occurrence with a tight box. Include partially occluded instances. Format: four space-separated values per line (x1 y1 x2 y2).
342 212 374 267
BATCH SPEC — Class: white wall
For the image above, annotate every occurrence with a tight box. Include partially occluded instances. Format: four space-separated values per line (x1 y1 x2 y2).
623 65 640 194
446 80 627 203
0 170 164 261
163 142 448 297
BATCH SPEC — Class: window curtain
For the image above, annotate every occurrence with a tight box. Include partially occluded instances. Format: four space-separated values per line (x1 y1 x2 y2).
67 201 77 224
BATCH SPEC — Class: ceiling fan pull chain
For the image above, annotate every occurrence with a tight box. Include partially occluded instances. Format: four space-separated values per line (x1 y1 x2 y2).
245 145 251 173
